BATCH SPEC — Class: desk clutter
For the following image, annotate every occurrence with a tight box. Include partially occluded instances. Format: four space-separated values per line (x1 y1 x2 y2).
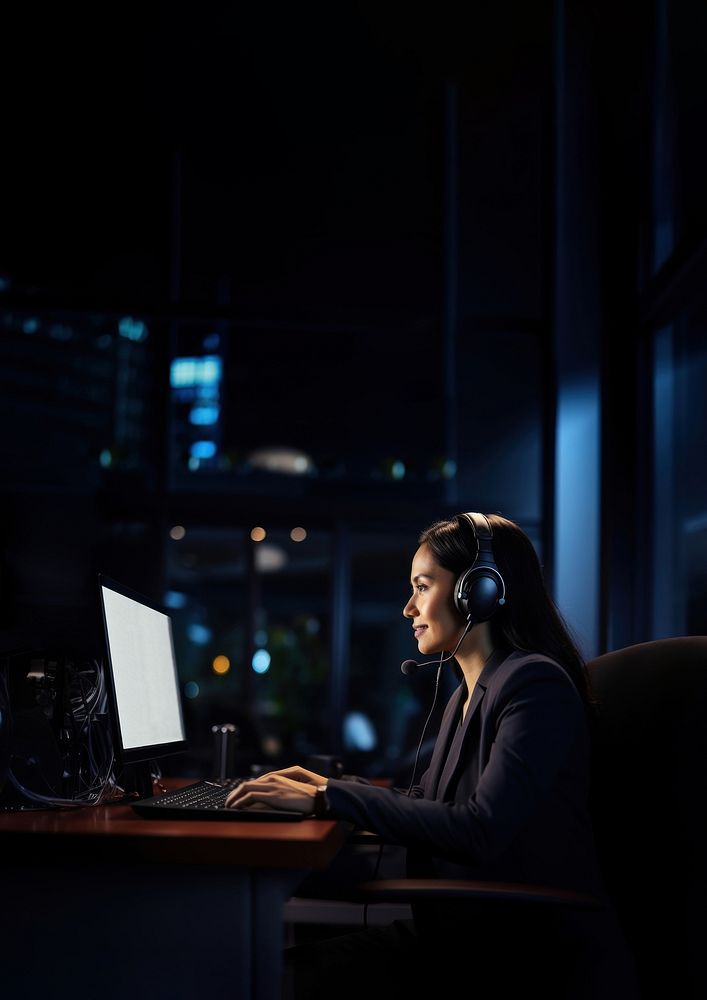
1 576 202 812
0 577 344 819
0 648 121 811
0 651 270 817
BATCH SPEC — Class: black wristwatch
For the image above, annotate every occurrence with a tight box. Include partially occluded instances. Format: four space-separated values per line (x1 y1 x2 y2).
313 784 330 818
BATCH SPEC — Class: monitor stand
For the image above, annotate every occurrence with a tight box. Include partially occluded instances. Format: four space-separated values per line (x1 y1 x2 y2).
117 761 155 801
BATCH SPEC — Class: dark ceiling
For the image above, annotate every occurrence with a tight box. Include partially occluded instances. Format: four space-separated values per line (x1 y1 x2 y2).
2 1 553 321
10 1 700 520
0 1 560 494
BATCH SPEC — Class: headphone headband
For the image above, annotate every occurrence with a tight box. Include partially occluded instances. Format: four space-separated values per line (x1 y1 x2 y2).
454 512 506 621
460 511 492 538
460 512 495 563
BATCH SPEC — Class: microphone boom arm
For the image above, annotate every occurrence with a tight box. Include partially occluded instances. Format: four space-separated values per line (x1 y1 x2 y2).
401 617 475 675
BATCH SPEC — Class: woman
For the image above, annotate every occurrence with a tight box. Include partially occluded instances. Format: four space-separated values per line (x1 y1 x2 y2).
226 512 638 999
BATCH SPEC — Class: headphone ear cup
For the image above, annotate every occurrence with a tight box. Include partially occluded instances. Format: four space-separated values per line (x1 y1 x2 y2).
455 567 502 621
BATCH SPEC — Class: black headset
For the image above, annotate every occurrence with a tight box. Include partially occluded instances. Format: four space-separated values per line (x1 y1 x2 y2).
453 512 507 622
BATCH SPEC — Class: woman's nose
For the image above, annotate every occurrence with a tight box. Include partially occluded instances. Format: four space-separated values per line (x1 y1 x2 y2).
403 597 417 619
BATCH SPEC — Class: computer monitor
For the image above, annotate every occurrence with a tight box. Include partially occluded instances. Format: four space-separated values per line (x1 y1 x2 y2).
98 575 188 770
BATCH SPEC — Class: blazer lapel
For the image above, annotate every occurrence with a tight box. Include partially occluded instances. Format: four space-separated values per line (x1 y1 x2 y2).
424 683 465 799
436 682 487 801
435 647 510 801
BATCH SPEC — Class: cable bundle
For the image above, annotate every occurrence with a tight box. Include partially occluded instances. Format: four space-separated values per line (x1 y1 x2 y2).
0 652 122 809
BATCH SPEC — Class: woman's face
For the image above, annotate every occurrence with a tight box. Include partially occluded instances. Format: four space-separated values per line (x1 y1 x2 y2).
403 542 464 656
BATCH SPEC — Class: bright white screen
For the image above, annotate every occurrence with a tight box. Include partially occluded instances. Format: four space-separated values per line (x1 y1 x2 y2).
101 586 185 750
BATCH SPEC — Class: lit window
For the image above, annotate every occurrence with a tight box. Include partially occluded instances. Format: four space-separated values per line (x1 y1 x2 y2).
189 405 220 426
190 441 217 460
170 355 223 389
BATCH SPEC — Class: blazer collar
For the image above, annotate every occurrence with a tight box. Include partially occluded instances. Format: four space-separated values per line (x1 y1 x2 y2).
433 646 510 800
424 683 464 799
458 644 511 725
475 644 511 691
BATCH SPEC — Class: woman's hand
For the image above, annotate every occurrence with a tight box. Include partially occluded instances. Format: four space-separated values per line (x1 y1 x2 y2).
224 766 327 814
265 765 327 786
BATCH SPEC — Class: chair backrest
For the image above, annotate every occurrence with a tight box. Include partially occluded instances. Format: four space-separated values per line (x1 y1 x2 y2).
586 636 707 1000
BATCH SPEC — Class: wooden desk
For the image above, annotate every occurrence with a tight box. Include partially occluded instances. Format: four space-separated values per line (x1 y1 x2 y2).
0 781 351 1000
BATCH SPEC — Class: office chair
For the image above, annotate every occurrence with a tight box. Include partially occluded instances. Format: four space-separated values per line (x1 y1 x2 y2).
350 636 707 1000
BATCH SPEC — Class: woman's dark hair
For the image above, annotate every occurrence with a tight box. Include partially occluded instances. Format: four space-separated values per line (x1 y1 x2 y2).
418 512 595 708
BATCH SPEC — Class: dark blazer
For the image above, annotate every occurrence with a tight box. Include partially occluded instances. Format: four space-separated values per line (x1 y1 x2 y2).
325 647 639 996
327 647 608 899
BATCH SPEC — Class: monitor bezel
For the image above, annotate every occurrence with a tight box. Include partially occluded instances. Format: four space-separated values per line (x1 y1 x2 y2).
98 574 189 766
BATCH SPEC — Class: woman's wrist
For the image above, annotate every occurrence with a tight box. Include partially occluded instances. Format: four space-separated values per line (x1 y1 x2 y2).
313 782 330 817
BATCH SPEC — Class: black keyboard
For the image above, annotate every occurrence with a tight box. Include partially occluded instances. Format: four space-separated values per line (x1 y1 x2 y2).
130 779 308 822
